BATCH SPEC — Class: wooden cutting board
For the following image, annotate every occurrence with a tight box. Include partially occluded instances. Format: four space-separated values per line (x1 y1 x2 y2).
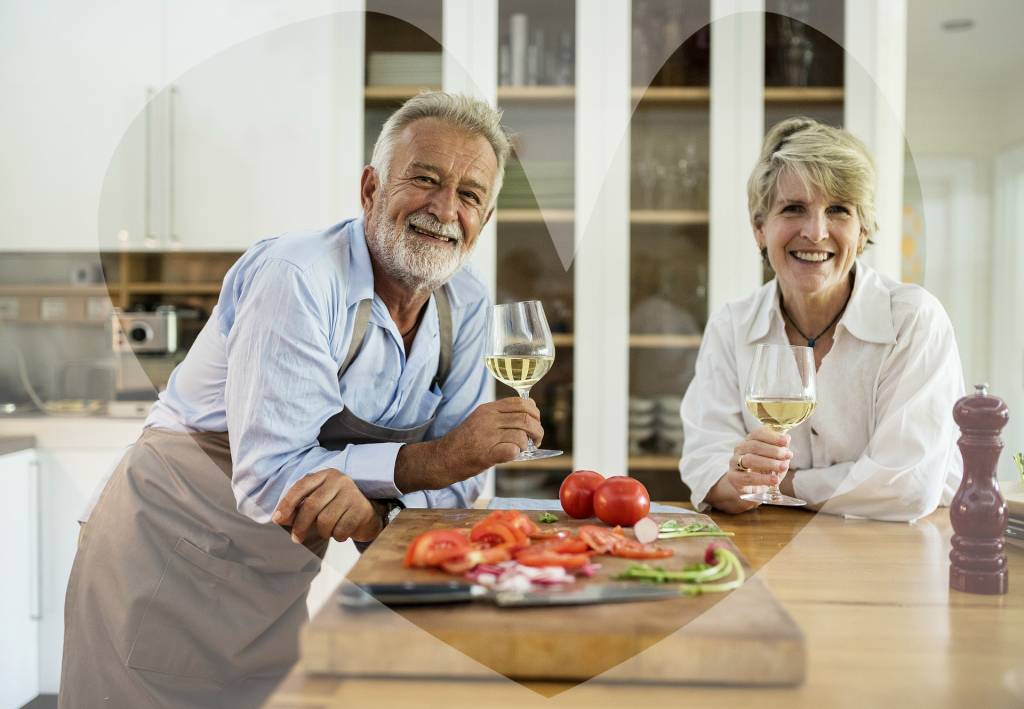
301 509 805 686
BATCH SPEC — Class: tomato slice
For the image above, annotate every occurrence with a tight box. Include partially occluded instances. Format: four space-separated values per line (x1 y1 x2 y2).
515 548 592 569
579 525 624 554
530 537 590 555
528 527 572 541
470 520 523 547
404 530 473 568
482 511 537 540
608 539 674 560
440 546 512 575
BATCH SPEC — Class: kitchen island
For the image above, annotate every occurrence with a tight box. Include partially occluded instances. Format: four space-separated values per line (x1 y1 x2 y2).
265 504 1023 709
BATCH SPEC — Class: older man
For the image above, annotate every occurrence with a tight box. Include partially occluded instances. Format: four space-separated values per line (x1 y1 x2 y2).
59 92 539 708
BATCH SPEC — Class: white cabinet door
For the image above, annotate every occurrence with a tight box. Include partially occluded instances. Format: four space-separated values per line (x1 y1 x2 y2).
163 3 363 250
0 450 40 708
36 448 127 694
1 0 162 252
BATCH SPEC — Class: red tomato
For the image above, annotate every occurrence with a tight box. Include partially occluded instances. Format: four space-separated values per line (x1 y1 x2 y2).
441 546 512 575
469 520 521 548
608 539 674 560
486 510 539 538
514 548 592 569
404 530 472 568
592 476 651 527
578 525 624 554
559 470 606 519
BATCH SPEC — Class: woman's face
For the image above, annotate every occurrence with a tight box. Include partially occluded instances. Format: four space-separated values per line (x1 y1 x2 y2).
755 169 866 303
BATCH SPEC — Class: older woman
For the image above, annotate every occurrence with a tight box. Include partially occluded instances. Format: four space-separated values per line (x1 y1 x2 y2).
680 117 963 522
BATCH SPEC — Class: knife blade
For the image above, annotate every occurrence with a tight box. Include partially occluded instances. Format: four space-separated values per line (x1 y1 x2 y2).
338 581 682 609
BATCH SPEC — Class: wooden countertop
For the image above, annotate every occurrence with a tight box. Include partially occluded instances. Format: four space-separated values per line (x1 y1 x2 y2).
266 506 1024 709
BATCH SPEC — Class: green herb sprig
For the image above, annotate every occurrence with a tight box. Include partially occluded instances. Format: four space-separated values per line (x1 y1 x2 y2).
537 512 559 524
616 546 746 596
657 519 735 540
1014 452 1024 483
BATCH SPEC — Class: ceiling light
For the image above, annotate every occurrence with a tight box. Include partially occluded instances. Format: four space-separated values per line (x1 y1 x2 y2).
941 18 975 32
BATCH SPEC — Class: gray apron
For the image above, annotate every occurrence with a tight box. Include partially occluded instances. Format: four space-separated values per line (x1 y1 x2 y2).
59 288 453 709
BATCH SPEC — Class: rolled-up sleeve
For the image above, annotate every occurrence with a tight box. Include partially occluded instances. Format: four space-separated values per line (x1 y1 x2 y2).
792 304 964 522
680 311 747 511
224 258 402 523
400 291 491 509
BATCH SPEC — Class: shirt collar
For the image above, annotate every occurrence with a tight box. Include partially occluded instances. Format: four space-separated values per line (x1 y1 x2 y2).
345 217 376 308
745 261 896 345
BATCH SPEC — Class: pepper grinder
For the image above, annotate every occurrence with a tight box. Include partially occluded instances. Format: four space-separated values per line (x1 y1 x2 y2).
949 383 1009 595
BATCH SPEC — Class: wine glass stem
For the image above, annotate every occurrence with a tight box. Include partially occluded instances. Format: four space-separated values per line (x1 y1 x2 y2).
518 388 537 453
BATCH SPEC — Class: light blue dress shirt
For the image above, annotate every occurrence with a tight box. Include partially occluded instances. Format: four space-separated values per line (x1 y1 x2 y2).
145 217 491 523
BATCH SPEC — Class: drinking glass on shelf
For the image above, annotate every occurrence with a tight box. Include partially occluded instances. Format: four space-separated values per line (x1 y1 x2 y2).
485 301 563 461
741 343 815 506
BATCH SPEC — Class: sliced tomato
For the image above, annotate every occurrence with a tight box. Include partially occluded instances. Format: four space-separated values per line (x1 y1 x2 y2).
404 530 473 568
470 520 523 547
529 537 590 554
440 546 512 575
579 525 625 554
608 539 674 560
483 510 537 540
528 527 572 541
514 548 592 569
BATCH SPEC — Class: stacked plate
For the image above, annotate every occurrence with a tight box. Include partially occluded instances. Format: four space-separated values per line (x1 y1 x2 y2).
656 396 685 456
627 397 657 456
498 159 574 210
367 52 442 87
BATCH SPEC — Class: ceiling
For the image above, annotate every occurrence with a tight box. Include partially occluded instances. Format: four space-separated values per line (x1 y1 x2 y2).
907 0 1024 89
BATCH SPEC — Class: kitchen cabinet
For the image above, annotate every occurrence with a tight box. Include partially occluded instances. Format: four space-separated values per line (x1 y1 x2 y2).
0 448 40 709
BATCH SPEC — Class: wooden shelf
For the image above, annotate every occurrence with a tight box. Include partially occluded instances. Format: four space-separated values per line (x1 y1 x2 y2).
629 334 702 348
551 333 574 347
631 86 710 103
496 457 574 471
764 86 844 103
0 285 116 296
630 210 708 226
364 85 440 101
498 85 575 101
497 208 574 223
628 455 681 471
125 283 222 295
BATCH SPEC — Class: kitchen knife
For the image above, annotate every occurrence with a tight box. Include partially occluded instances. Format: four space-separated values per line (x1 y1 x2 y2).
338 581 682 609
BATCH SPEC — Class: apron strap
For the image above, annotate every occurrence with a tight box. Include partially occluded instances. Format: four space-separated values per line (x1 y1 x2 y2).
433 284 453 388
338 299 373 378
338 285 455 388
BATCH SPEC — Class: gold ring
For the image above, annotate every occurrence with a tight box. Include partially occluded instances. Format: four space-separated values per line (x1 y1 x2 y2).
737 453 752 472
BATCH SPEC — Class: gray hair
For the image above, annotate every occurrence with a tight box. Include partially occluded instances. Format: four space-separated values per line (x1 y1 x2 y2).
370 91 512 210
748 117 879 239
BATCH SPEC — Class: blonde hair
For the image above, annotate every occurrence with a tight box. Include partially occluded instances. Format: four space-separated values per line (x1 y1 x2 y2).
747 117 878 239
370 91 512 210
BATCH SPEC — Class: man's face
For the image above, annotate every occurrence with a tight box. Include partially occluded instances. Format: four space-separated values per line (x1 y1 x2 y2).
361 117 498 291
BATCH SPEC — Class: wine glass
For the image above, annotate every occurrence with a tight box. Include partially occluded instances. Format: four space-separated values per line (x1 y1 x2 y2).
741 343 816 506
485 301 563 461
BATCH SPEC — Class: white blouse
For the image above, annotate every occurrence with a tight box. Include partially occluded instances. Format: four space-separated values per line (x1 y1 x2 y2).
680 262 964 522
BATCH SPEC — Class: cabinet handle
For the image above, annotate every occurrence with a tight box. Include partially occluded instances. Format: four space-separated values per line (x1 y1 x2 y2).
144 87 157 248
28 457 41 620
168 85 180 249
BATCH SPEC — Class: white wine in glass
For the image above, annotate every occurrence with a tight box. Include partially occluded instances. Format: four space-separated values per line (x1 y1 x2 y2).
741 344 816 506
485 301 563 461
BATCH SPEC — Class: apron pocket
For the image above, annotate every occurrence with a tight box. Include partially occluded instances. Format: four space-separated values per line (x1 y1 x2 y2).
127 536 311 682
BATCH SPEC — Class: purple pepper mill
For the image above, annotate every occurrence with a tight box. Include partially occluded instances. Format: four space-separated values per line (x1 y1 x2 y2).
949 383 1009 595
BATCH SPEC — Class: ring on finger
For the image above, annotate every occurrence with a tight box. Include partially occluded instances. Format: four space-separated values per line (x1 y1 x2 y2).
736 453 753 472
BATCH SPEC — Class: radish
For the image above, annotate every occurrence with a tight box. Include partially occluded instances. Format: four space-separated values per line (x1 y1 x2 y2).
633 516 659 544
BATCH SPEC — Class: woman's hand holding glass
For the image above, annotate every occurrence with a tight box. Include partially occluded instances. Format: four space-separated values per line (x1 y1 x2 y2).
707 427 793 513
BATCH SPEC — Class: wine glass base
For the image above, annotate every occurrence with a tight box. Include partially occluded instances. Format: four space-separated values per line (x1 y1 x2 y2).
513 448 563 461
740 491 807 506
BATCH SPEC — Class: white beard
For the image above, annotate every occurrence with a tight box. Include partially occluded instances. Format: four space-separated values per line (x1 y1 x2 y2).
366 200 470 293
